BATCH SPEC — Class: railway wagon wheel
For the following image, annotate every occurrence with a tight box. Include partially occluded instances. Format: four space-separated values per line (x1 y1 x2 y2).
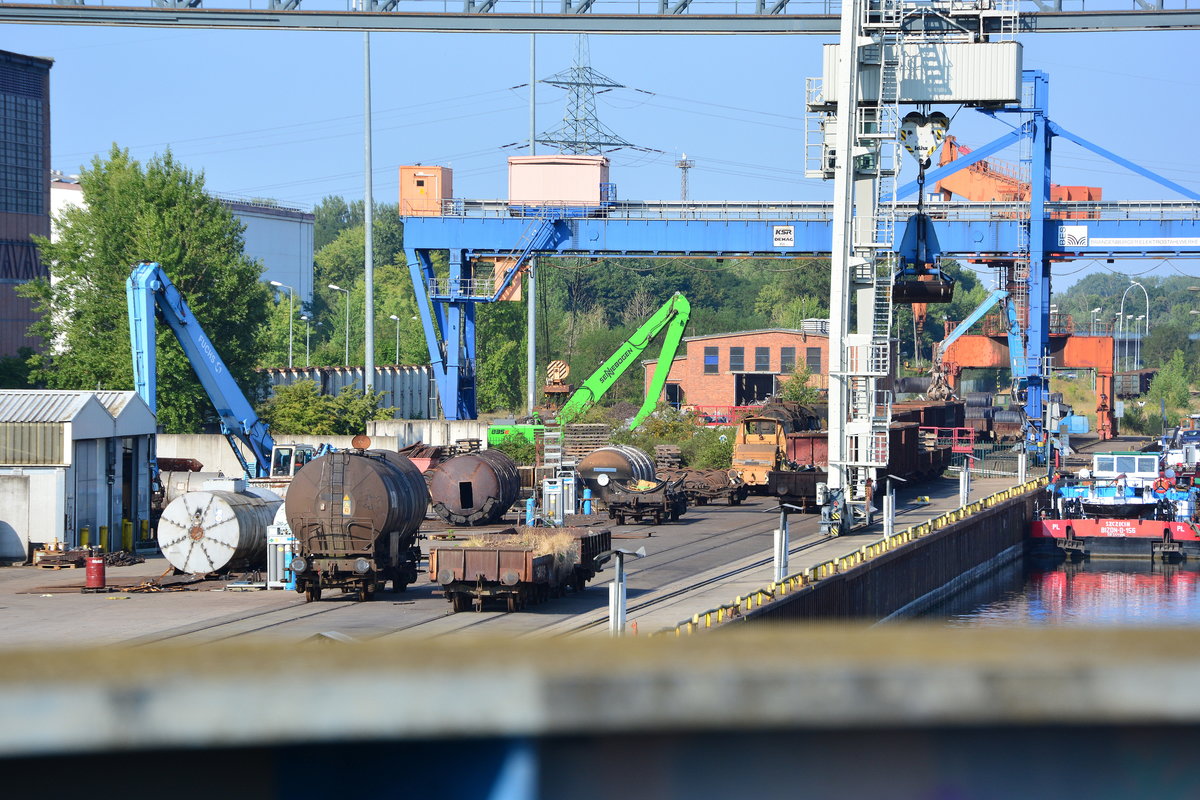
450 592 469 613
304 583 322 603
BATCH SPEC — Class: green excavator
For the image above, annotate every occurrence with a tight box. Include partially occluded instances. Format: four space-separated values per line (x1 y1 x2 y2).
487 292 692 445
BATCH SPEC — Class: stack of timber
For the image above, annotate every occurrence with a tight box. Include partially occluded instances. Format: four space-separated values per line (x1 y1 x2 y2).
562 424 613 463
654 445 683 470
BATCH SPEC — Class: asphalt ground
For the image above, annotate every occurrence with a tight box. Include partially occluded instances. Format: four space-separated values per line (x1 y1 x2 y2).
0 472 1022 648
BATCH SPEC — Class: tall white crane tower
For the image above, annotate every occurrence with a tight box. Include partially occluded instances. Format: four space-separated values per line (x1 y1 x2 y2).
810 0 1021 534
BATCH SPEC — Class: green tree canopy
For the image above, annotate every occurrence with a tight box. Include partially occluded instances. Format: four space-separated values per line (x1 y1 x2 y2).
258 381 394 435
25 147 269 432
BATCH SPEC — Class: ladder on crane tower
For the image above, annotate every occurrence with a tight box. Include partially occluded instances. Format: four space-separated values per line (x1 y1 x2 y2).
842 0 906 480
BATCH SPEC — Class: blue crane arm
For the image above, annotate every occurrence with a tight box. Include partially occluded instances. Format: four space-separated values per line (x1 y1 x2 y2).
126 261 274 478
558 292 691 429
934 289 1009 360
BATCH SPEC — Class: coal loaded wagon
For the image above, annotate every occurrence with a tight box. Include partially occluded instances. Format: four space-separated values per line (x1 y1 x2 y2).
431 527 611 612
285 440 429 602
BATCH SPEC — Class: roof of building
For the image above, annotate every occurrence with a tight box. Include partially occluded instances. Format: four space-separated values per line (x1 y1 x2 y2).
0 391 98 423
0 390 150 424
683 327 829 343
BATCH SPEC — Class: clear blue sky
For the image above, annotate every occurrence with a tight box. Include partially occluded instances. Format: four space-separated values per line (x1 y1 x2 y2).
7 21 1199 286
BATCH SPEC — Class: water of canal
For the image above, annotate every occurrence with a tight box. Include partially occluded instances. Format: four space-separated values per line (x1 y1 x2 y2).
926 557 1200 625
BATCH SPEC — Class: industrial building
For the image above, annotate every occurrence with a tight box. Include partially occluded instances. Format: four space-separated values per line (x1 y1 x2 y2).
641 325 830 410
0 49 51 358
0 390 154 564
50 179 315 305
259 364 438 420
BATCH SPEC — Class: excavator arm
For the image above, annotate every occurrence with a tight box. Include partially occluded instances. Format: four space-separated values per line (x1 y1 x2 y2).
558 292 692 429
127 261 275 478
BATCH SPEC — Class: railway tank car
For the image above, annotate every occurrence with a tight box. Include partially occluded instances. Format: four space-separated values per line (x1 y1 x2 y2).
427 449 520 526
285 439 429 602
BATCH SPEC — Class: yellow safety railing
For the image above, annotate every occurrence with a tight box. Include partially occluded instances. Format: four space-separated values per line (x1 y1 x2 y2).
666 476 1050 636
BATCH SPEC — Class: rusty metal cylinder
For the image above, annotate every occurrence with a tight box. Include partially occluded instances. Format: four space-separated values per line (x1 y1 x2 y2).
427 449 520 526
577 445 655 493
157 483 281 574
285 450 428 558
85 556 105 589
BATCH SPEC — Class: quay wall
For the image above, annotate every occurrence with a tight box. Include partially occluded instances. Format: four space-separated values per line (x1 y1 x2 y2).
744 488 1037 623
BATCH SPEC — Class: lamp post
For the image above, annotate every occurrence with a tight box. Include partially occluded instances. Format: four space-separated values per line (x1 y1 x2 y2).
299 314 321 367
300 314 310 367
1090 307 1101 335
1136 314 1146 369
269 280 294 368
1118 280 1150 374
328 284 350 366
388 314 400 364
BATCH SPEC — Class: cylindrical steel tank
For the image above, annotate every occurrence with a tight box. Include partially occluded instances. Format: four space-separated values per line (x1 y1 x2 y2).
285 450 428 559
427 449 520 526
577 445 655 493
157 487 281 574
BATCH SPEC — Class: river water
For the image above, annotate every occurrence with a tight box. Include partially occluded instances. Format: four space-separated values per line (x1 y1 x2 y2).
926 557 1200 626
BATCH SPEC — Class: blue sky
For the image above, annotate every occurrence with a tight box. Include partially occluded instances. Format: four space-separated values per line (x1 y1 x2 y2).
7 21 1200 285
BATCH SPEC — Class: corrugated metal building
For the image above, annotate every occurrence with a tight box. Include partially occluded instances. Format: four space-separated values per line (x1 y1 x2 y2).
260 365 437 420
0 49 53 357
0 390 154 563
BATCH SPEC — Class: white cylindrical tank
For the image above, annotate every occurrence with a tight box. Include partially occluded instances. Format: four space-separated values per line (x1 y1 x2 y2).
157 487 282 574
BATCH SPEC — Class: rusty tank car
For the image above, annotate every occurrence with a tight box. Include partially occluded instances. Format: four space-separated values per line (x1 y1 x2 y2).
285 440 429 602
577 445 656 495
426 449 520 526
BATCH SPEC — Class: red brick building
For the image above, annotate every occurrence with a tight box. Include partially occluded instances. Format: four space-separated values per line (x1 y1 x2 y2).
642 327 830 409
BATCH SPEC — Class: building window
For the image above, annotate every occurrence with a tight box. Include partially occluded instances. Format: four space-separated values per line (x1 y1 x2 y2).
755 347 770 372
703 346 719 374
729 346 744 372
806 347 822 374
781 347 796 373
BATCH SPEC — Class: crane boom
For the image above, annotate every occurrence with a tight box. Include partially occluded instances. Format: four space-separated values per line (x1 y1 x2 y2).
127 261 275 478
558 292 691 429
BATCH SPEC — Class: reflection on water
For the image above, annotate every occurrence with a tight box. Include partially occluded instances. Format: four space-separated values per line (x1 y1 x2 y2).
925 558 1200 626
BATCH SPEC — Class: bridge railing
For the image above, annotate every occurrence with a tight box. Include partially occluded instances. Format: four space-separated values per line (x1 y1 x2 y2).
424 198 1200 223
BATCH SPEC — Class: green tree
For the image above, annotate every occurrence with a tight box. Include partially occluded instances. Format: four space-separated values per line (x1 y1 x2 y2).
778 365 822 404
24 147 268 432
257 381 394 435
1148 349 1191 410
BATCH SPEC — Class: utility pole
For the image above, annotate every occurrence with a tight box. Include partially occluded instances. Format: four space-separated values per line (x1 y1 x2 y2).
363 26 375 393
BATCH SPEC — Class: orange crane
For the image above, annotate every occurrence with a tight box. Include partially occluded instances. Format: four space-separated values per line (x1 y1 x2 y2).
934 136 1102 203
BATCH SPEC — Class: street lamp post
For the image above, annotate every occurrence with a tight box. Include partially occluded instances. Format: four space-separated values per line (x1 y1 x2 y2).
299 314 320 367
1136 314 1146 369
388 314 400 364
269 280 294 368
1090 307 1101 335
328 284 350 366
1118 280 1150 374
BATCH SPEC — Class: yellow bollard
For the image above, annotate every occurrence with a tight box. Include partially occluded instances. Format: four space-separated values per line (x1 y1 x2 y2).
140 519 150 542
80 526 90 549
121 519 133 552
98 525 108 553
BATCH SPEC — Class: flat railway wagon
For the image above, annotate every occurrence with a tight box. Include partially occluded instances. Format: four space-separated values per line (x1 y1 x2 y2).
603 478 689 525
768 422 954 511
656 468 749 506
285 444 429 602
432 527 611 612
